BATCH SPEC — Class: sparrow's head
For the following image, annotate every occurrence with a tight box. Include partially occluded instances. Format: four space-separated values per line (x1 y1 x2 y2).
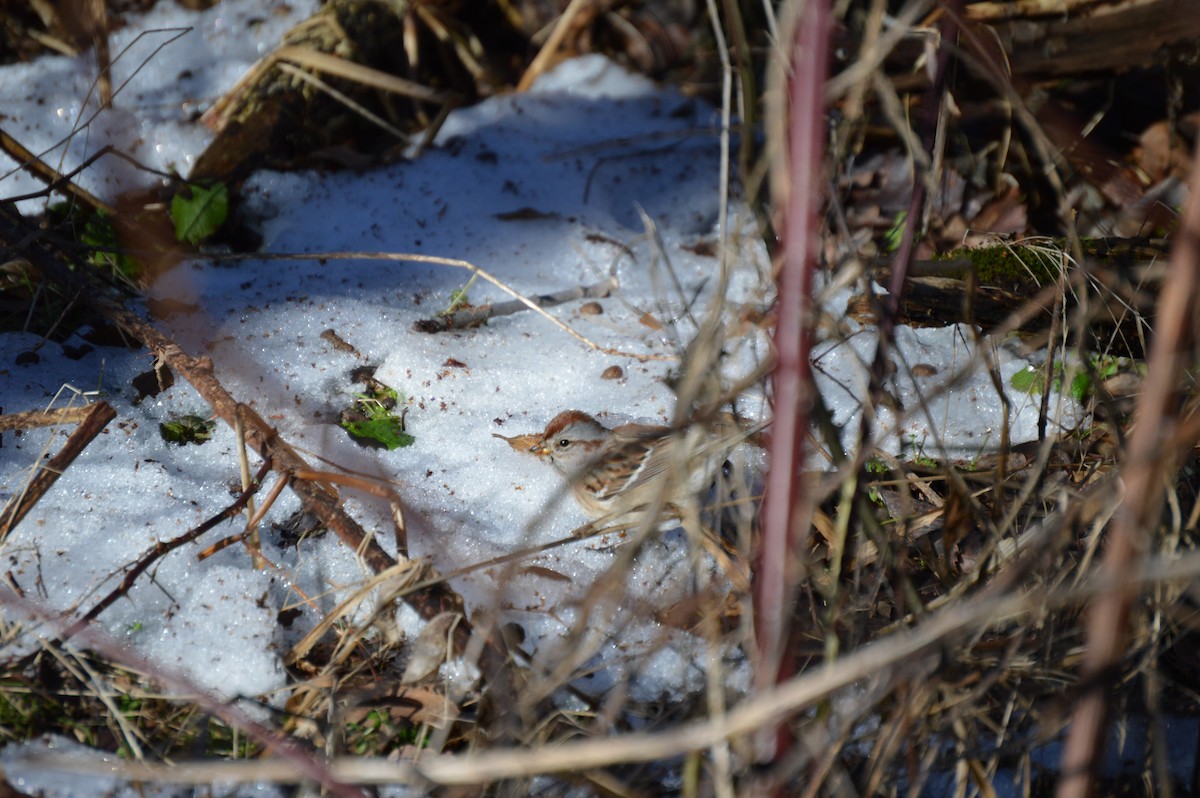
534 410 610 473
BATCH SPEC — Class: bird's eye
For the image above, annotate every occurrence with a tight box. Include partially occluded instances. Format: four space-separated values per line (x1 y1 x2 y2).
558 438 570 448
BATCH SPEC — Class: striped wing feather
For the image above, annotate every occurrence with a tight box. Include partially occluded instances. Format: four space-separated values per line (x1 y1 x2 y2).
594 424 691 507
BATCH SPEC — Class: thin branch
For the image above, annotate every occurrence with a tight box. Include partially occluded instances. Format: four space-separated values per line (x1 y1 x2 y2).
0 401 116 540
0 130 114 215
413 275 617 333
66 459 274 636
0 405 93 432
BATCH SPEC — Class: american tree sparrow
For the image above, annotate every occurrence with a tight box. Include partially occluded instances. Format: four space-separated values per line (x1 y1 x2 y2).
517 410 718 524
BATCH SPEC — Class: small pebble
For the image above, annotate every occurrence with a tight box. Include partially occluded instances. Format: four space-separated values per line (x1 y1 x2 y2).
912 363 938 377
579 301 603 316
601 365 624 380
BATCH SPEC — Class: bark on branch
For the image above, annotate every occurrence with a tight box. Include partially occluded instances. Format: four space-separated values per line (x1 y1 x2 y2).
412 276 617 333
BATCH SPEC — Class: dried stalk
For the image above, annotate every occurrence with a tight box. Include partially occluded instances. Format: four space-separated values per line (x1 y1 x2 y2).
412 274 617 333
1056 138 1200 798
757 0 828 754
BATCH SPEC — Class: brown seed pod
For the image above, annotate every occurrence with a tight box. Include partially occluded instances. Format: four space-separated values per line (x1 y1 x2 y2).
601 365 624 380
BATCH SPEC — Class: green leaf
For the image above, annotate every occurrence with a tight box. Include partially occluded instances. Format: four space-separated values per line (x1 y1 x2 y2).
1097 358 1120 380
1069 371 1093 403
884 211 908 253
1010 365 1064 396
1009 366 1042 395
340 378 412 449
160 414 216 445
171 182 229 245
341 415 415 450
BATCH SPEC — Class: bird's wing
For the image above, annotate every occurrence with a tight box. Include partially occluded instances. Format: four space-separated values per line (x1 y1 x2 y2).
605 424 700 502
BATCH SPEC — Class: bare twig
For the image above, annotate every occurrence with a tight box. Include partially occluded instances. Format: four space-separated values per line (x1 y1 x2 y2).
66 459 274 636
0 405 93 432
413 274 617 333
290 468 408 553
0 129 114 215
197 470 290 561
0 401 116 541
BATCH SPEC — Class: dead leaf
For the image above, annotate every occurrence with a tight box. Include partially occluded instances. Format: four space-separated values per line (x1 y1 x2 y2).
492 431 543 455
494 207 559 221
520 564 572 582
402 612 461 685
638 311 663 330
680 238 718 257
970 180 1028 235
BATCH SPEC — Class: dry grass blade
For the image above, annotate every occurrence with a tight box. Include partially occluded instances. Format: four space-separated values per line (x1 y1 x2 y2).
274 45 454 105
274 62 410 143
35 560 1190 787
285 560 430 669
517 0 593 91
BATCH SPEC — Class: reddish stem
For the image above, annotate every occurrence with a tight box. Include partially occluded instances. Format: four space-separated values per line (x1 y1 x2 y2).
756 0 830 763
